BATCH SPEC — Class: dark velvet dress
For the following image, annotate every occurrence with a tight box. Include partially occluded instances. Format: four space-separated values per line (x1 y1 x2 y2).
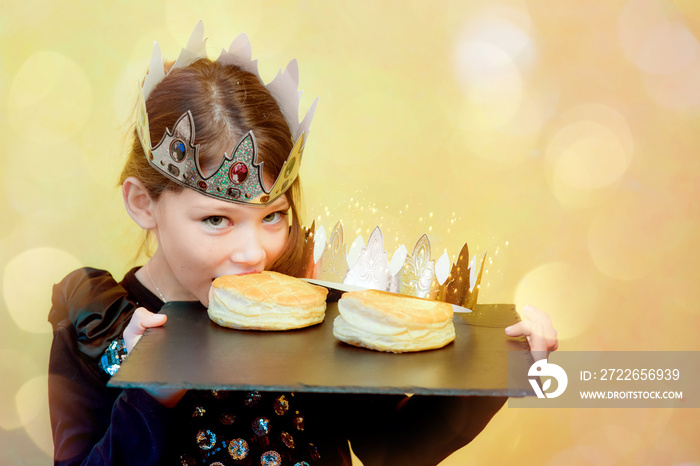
48 267 506 466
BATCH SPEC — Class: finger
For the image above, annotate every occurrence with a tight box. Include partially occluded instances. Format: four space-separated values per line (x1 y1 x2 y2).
522 305 552 325
506 305 545 337
544 326 559 352
505 320 531 337
138 310 167 330
522 305 558 351
528 321 552 361
123 307 167 353
131 307 167 330
527 321 547 353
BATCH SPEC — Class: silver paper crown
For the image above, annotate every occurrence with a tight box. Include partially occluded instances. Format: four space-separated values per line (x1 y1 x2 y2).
301 221 487 309
135 21 318 206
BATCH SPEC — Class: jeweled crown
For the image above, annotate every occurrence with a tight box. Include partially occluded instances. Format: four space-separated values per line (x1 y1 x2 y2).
135 21 317 206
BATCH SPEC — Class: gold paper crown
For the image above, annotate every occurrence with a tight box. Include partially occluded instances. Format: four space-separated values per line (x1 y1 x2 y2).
301 221 487 309
135 21 317 206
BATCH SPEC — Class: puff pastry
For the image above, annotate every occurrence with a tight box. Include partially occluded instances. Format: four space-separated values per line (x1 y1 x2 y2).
333 289 455 352
208 271 328 330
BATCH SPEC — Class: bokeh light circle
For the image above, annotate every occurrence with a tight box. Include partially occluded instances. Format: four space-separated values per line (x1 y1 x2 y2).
16 375 53 456
643 59 700 108
0 349 40 430
7 51 93 143
3 247 83 333
452 92 542 168
3 137 89 215
453 4 536 134
618 0 699 75
661 220 700 315
617 0 700 108
569 407 674 462
545 103 634 206
546 121 630 190
514 262 601 340
587 193 683 281
454 40 524 132
165 0 263 53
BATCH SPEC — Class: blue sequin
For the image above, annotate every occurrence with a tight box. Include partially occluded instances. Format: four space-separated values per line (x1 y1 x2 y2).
253 417 271 436
99 339 127 376
244 391 262 407
195 429 216 451
260 450 281 466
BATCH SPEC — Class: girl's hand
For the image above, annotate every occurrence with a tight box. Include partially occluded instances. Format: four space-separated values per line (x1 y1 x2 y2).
123 307 167 353
123 307 185 407
504 305 559 361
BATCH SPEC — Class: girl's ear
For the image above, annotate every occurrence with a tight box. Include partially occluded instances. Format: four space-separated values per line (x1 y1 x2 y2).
122 177 158 230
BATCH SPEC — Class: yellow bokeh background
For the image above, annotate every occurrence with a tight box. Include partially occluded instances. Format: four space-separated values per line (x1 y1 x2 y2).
1 0 699 463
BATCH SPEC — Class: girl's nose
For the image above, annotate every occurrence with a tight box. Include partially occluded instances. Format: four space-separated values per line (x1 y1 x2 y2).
228 227 266 268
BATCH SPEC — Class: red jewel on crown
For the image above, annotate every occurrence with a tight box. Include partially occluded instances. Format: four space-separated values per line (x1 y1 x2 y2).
229 162 249 184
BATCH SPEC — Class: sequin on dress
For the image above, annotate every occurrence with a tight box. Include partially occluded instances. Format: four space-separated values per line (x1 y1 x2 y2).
178 390 321 465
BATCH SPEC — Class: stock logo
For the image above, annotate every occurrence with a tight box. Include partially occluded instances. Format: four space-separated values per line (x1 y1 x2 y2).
528 359 568 399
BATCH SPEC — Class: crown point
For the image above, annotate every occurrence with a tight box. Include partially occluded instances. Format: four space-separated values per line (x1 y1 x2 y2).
284 157 296 176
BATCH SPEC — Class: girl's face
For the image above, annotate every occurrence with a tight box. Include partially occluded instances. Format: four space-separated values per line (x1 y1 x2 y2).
149 187 290 306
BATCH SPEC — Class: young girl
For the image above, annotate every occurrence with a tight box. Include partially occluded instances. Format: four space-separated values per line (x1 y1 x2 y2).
48 25 558 466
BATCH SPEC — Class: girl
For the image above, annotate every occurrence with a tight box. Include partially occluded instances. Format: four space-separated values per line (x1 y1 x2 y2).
48 25 558 466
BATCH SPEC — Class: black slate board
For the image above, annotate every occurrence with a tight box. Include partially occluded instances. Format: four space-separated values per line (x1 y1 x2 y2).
109 302 535 396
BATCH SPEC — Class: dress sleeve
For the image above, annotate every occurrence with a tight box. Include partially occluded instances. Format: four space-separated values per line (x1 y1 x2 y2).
48 268 177 465
345 393 507 466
